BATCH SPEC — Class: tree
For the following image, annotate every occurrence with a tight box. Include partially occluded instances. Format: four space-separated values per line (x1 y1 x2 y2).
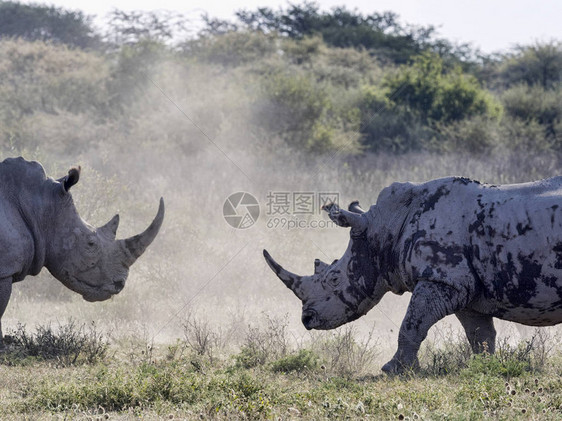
498 42 562 90
215 2 476 64
104 9 190 47
0 1 99 49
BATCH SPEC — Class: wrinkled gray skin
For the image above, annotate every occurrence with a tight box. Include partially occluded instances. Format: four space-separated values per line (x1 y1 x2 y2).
0 157 165 346
264 176 562 374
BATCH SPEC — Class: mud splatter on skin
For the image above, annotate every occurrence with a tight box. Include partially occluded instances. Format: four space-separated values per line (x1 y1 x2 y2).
265 175 562 373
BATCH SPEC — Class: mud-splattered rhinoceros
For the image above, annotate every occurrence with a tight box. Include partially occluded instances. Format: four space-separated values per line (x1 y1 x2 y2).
0 157 164 346
264 176 562 374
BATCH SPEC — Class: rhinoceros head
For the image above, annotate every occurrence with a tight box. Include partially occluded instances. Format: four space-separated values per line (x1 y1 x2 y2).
45 167 165 302
264 201 388 330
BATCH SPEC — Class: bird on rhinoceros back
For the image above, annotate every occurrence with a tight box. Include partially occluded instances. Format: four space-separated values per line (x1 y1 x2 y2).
264 176 562 374
0 157 165 347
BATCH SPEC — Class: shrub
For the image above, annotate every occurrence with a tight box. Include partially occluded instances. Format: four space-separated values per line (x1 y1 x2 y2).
271 349 320 373
384 52 502 124
282 35 323 64
500 84 562 142
233 314 290 369
498 42 562 89
434 115 500 154
233 345 268 369
359 85 432 152
497 116 553 153
258 69 362 153
462 353 528 379
0 39 110 118
420 334 473 376
360 53 501 153
313 325 379 378
182 314 221 363
3 320 108 366
108 39 170 108
185 31 276 66
460 332 553 380
0 39 112 153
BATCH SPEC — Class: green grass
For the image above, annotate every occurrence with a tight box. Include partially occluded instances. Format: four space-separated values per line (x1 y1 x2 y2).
2 338 562 420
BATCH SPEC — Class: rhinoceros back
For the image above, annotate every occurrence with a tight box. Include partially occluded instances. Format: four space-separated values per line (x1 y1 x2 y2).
377 176 562 325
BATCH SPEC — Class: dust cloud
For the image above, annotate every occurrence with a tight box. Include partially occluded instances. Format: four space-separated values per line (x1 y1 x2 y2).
3 58 559 360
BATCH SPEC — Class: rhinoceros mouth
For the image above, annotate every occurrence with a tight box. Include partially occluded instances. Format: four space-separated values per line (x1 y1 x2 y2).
83 292 113 302
66 275 123 302
302 308 321 330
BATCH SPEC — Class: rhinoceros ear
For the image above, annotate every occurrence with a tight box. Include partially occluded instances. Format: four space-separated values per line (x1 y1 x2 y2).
322 202 367 232
348 200 365 214
58 166 81 192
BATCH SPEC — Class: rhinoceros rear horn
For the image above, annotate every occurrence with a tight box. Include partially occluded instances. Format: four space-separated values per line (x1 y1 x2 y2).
263 249 304 297
121 198 165 266
98 214 120 240
314 258 329 274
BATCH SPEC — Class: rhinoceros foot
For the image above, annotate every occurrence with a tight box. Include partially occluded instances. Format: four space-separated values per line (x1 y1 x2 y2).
381 358 419 375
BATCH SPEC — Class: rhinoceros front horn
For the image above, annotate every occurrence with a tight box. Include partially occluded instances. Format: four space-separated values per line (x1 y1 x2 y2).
120 198 165 266
263 249 305 298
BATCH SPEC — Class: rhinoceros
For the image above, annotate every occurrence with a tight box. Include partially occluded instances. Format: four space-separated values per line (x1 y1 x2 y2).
264 176 562 373
0 157 164 346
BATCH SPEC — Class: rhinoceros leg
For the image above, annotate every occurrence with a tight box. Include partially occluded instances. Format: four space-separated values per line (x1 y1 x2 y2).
382 281 470 374
0 278 12 349
455 309 496 354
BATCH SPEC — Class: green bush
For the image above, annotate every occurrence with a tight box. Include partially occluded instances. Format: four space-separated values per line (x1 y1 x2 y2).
421 337 473 376
359 52 502 153
434 115 501 154
3 321 108 366
108 39 170 108
501 84 562 142
314 325 378 378
233 314 291 369
0 39 110 119
0 19 560 160
281 35 323 64
185 31 276 66
497 116 553 153
271 349 320 373
384 52 502 125
462 353 529 379
258 70 362 153
0 39 112 152
234 345 268 369
359 85 433 152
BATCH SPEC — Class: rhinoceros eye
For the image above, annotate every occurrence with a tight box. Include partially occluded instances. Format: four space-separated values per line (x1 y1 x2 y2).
323 271 341 288
86 236 99 251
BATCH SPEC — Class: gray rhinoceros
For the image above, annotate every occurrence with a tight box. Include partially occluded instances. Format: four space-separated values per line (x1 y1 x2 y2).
264 176 562 373
0 157 164 346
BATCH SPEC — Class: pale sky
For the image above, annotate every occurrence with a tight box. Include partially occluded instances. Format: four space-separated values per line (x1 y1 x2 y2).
28 0 562 53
